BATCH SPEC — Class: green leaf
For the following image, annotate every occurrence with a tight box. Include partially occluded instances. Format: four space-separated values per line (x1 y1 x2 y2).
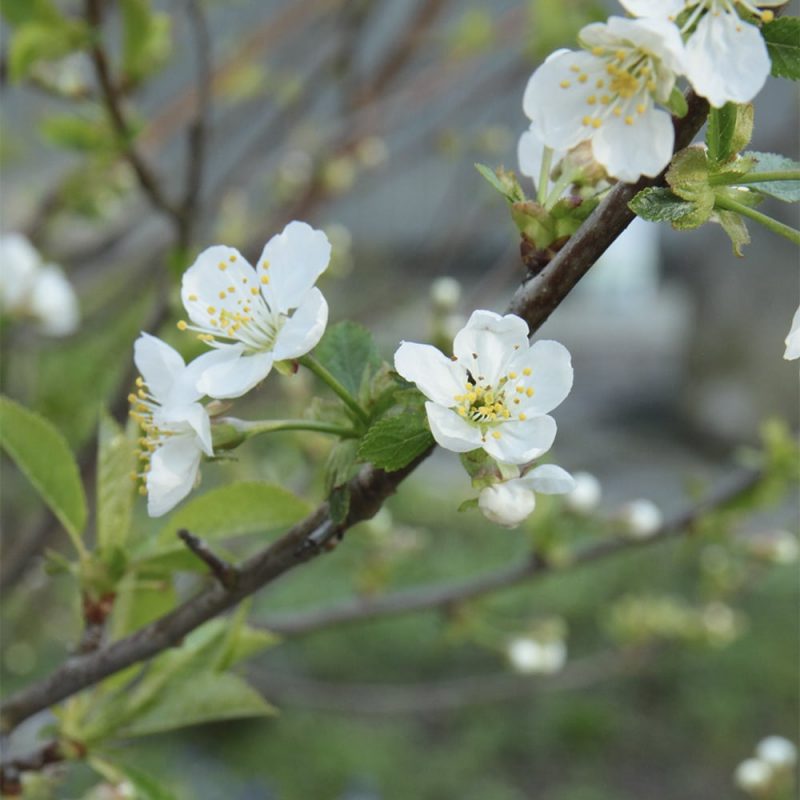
458 497 479 512
358 413 434 472
40 114 114 153
742 151 800 202
667 146 714 202
666 86 688 118
89 758 180 800
0 395 87 545
763 17 800 81
8 20 88 82
96 414 137 554
120 0 172 82
714 209 751 256
629 187 710 229
474 164 525 203
324 438 359 492
706 104 738 166
329 485 350 525
314 321 381 398
1 0 61 26
121 671 275 736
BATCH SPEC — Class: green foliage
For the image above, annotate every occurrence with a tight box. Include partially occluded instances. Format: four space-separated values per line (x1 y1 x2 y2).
120 0 172 82
475 163 525 203
665 86 688 118
90 758 180 800
40 114 115 154
325 438 360 492
1 0 61 26
742 151 800 202
314 321 382 400
96 414 137 554
628 187 707 226
357 412 434 472
0 395 87 547
762 17 800 81
705 103 753 167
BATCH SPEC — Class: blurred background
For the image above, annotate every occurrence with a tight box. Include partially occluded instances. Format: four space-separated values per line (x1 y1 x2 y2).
1 1 798 798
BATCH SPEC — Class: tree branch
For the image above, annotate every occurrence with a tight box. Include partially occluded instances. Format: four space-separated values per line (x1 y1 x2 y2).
0 97 711 735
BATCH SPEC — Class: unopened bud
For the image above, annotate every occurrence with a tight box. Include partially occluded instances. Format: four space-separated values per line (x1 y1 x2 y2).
564 471 601 514
756 736 797 770
430 276 462 311
733 758 772 795
619 499 663 539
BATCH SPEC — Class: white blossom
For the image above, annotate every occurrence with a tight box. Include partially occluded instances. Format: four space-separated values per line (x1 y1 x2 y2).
756 736 797 770
507 637 567 675
522 17 685 181
130 334 222 517
619 0 776 107
0 233 79 336
179 221 331 399
784 306 800 360
479 464 575 528
430 276 462 311
620 498 663 538
394 310 573 465
565 471 602 514
733 758 772 794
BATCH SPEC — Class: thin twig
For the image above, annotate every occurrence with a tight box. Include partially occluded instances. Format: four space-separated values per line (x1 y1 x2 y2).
178 529 239 589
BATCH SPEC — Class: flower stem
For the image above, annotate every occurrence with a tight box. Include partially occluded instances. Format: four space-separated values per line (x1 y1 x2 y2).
298 355 370 427
537 147 553 205
229 418 361 440
710 169 800 186
713 194 800 245
544 170 576 211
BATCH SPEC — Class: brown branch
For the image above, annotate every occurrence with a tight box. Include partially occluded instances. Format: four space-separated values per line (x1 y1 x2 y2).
178 529 239 589
0 98 712 735
0 739 84 795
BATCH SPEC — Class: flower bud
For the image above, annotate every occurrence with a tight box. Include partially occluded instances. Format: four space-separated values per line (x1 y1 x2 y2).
430 276 462 312
479 480 536 528
733 758 772 795
756 736 797 770
619 499 663 539
564 471 601 514
507 637 566 674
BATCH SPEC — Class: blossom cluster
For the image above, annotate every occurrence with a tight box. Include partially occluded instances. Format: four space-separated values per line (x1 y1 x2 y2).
519 1 781 183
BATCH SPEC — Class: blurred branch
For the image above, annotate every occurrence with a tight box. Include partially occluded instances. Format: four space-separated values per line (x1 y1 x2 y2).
0 94 712 736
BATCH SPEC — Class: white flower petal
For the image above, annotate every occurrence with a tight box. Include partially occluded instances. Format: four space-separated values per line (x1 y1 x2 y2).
424 401 483 453
195 349 274 400
509 339 573 415
134 333 189 405
479 480 536 528
453 310 529 387
603 16 685 76
618 0 684 18
0 233 41 311
272 287 328 361
591 104 674 181
521 464 575 495
685 12 770 107
29 265 80 336
146 435 203 517
158 402 213 456
394 342 466 407
784 306 800 360
257 221 331 314
481 415 557 464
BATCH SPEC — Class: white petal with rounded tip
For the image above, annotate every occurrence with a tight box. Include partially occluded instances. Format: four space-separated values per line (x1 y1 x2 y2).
479 480 536 528
146 435 203 517
181 245 258 330
134 333 188 405
273 287 328 360
29 265 80 336
521 464 575 495
158 402 213 456
424 402 483 453
0 233 41 310
685 12 770 107
394 342 466 407
195 349 274 400
784 306 800 360
481 415 557 464
258 221 331 315
591 104 674 181
508 339 573 415
603 16 685 76
618 0 684 18
453 310 529 387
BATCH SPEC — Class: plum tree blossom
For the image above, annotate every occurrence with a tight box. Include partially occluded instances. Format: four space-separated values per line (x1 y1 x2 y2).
0 233 79 336
394 310 573 465
619 0 777 107
130 333 221 517
179 221 331 399
784 306 800 360
479 464 575 528
522 16 685 181
507 637 568 675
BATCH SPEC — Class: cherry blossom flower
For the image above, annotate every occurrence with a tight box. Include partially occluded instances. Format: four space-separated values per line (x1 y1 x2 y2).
756 736 797 770
522 16 685 181
507 637 567 675
0 233 79 336
179 221 331 399
478 464 575 528
619 0 776 107
130 333 224 517
394 310 573 464
784 306 800 360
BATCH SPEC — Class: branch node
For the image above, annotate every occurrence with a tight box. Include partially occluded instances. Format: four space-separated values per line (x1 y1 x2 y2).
177 529 239 590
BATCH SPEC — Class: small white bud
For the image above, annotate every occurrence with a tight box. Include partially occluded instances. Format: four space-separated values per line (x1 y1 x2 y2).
619 499 663 539
507 637 566 675
29 265 80 336
430 276 462 311
564 471 601 514
479 480 535 529
734 758 772 795
756 736 797 770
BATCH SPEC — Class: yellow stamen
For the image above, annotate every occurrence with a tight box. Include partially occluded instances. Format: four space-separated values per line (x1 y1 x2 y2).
177 320 188 331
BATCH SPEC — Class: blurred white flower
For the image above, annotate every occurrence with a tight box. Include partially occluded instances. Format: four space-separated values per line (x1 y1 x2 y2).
784 306 800 360
565 470 602 514
430 276 462 312
619 498 663 538
507 637 567 675
479 464 575 528
0 233 80 336
395 310 573 464
734 758 772 795
180 221 331 399
756 736 797 770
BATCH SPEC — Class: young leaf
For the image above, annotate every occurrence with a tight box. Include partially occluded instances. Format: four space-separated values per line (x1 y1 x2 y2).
314 321 381 398
324 438 359 493
715 210 751 256
0 395 87 543
120 0 171 82
8 19 88 82
762 18 800 81
742 151 800 202
329 484 351 525
358 413 434 472
89 758 180 800
475 163 525 203
705 104 739 166
666 86 688 118
40 114 114 153
629 187 709 228
96 414 137 554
